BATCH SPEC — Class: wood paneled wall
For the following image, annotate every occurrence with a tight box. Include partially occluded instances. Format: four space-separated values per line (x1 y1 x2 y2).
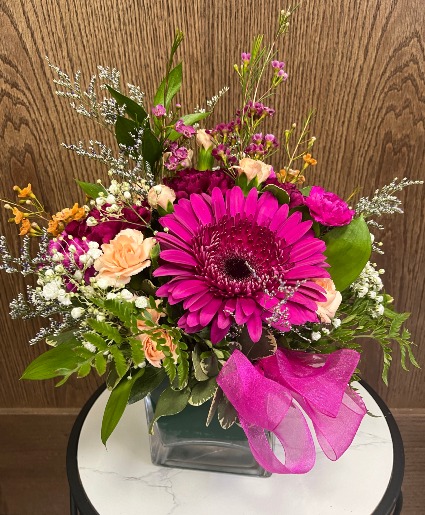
0 0 424 409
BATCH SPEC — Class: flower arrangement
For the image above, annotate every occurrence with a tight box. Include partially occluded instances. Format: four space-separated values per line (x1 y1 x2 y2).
1 8 422 474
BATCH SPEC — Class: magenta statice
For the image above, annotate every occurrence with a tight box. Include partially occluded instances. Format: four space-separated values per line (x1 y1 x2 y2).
0 7 421 477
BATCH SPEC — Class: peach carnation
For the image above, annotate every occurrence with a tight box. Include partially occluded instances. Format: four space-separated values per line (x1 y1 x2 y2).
139 329 177 368
314 278 342 323
237 157 273 184
94 229 156 287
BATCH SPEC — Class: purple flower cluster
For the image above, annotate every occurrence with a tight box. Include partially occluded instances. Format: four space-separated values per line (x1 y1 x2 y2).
245 133 279 157
239 101 275 120
152 104 166 117
163 168 234 200
164 142 192 171
175 119 196 138
271 60 288 81
211 144 238 166
304 186 355 226
241 52 251 63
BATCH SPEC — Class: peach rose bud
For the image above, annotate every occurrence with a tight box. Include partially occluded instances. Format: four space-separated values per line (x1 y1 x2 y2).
313 278 342 323
196 129 215 150
237 157 273 184
94 229 156 287
147 185 176 210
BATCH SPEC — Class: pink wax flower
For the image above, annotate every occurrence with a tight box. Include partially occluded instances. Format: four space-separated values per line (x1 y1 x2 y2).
153 186 328 343
175 119 196 138
152 104 166 117
304 186 355 227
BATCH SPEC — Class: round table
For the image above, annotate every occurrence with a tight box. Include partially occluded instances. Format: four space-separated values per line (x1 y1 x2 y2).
67 381 404 515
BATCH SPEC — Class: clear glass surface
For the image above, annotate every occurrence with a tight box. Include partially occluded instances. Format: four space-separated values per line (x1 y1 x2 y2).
144 388 272 477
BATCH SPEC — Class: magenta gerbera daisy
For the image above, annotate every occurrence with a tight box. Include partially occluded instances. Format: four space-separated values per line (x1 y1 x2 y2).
153 186 329 343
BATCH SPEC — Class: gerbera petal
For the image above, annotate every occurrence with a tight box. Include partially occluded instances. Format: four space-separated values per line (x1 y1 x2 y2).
244 187 258 218
160 249 198 267
255 192 278 226
211 316 231 343
211 187 226 221
279 220 313 244
200 298 223 325
153 264 194 277
227 186 245 217
171 280 208 300
246 313 263 342
191 194 213 225
269 203 290 231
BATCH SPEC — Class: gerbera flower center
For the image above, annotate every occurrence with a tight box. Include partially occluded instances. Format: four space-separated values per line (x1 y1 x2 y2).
223 255 253 280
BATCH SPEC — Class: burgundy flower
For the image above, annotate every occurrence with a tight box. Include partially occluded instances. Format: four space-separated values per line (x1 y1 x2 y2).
304 186 355 227
164 169 234 200
65 205 151 245
154 186 328 343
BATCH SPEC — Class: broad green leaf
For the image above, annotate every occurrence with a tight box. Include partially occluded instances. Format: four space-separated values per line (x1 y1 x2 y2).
323 216 372 291
153 62 183 109
106 86 148 122
189 377 217 406
21 340 81 380
108 347 129 378
301 185 312 196
76 180 107 199
128 366 166 404
45 329 77 347
149 385 191 433
115 115 138 148
167 111 210 141
238 327 277 360
142 129 163 166
101 369 144 445
217 396 238 429
262 184 290 205
197 147 215 171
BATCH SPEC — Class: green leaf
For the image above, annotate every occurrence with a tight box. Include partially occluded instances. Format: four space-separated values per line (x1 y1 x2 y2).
301 185 312 196
128 337 145 367
238 327 277 360
217 396 238 429
200 351 219 377
192 344 209 381
45 329 77 347
323 216 372 291
189 377 217 406
82 332 108 351
101 369 144 445
94 353 107 376
106 86 148 122
77 362 92 378
154 62 183 109
142 128 163 166
103 299 136 326
128 366 166 405
197 147 215 171
86 319 123 344
149 385 191 433
115 115 138 148
262 184 290 205
108 347 129 378
167 111 210 141
76 180 107 199
21 340 81 380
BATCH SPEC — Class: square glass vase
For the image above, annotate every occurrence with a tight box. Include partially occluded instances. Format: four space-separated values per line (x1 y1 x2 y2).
144 388 272 477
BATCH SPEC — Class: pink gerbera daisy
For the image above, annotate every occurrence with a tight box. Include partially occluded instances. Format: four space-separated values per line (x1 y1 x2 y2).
154 186 329 343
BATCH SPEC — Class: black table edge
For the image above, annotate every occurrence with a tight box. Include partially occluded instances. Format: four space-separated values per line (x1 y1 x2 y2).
67 381 404 515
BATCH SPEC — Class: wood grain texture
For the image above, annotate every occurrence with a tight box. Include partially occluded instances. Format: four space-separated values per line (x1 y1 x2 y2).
0 0 424 408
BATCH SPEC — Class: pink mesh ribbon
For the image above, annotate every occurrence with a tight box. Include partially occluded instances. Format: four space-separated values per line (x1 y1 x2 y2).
216 349 367 474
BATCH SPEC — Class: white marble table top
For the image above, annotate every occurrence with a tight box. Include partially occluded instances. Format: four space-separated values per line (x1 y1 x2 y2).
77 382 396 515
